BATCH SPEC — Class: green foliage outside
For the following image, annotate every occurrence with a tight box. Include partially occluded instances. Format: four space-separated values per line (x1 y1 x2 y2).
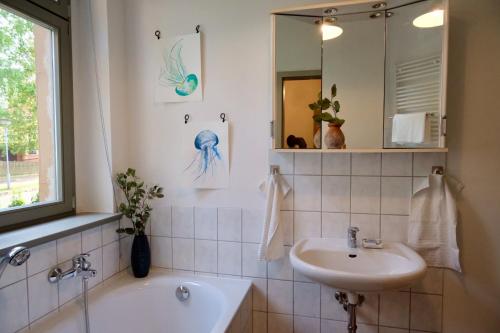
0 8 39 156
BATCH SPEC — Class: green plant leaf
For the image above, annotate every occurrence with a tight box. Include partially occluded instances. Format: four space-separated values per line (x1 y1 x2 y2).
333 100 340 112
308 102 320 111
319 98 331 110
331 117 345 127
331 84 337 98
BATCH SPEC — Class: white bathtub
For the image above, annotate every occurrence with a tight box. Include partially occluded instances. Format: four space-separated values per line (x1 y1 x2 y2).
26 268 252 333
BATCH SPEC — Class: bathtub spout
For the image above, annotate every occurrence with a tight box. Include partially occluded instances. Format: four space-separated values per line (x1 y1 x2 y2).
48 254 97 283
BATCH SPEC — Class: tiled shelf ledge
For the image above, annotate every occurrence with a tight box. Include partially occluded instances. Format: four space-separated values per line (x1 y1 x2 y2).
273 148 448 153
0 213 122 253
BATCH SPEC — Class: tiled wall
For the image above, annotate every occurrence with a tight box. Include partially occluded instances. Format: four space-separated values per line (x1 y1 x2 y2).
149 152 447 333
0 220 129 333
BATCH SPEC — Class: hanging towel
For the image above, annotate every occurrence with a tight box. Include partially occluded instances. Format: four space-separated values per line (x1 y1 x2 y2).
407 174 462 272
391 112 431 144
258 173 291 261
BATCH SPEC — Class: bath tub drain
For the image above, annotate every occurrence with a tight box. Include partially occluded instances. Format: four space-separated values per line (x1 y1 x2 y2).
176 285 190 301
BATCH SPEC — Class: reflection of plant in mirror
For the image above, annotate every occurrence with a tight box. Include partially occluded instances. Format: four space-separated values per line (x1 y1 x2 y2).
308 84 345 127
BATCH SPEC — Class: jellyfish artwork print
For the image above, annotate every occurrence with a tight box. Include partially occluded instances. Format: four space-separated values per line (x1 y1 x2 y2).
182 122 229 189
156 33 203 102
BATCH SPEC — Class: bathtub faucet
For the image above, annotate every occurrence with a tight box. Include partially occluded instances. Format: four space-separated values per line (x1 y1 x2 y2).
48 253 97 283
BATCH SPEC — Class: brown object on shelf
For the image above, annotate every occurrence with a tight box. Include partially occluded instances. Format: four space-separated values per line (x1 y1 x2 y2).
324 124 346 149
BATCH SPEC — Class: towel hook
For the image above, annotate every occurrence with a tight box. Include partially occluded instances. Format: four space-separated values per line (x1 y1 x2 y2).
220 113 226 123
195 25 200 33
154 30 161 39
432 166 444 175
270 165 280 175
184 114 190 124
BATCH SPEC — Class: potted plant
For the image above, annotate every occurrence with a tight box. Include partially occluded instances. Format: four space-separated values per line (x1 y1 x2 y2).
116 168 164 278
308 84 346 149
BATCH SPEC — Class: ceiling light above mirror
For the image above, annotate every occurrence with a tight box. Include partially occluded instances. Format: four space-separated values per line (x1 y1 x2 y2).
322 17 343 40
412 9 444 28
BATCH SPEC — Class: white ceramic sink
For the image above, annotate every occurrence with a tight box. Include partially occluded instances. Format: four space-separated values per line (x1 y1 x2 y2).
290 238 427 292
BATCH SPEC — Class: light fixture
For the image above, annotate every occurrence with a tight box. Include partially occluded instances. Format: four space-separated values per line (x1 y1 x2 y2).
412 9 444 28
321 17 343 40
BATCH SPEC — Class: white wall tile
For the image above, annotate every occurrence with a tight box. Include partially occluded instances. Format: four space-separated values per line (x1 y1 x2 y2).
322 212 350 238
82 226 102 253
295 153 321 175
58 260 82 305
172 207 194 238
379 327 408 333
294 211 321 242
351 176 381 214
411 268 443 295
321 319 347 333
253 311 267 333
322 176 351 213
57 233 82 263
0 262 26 289
27 241 56 277
242 209 264 243
351 214 380 240
102 221 119 245
151 206 172 236
413 153 446 176
320 285 348 321
381 177 412 215
0 280 28 333
410 293 442 332
268 279 293 314
218 241 241 275
28 269 58 322
268 313 292 333
281 175 294 210
87 247 103 289
268 246 293 280
269 151 294 175
172 238 194 271
322 153 350 175
280 211 294 246
102 241 119 280
382 153 412 176
352 153 381 176
194 207 217 240
379 291 410 328
151 236 172 269
357 292 379 325
195 239 217 273
294 316 320 333
294 282 320 317
242 243 266 278
218 207 242 241
248 277 267 311
357 323 379 333
119 236 132 271
294 176 321 211
381 215 408 242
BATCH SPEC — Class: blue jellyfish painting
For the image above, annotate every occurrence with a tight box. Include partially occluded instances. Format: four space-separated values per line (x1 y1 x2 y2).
185 130 223 181
159 38 199 96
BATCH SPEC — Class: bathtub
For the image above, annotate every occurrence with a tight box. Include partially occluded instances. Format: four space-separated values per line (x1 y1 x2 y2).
26 268 252 333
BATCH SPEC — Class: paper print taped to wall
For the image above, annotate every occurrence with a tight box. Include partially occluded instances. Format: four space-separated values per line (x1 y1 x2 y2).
156 33 202 102
182 121 229 188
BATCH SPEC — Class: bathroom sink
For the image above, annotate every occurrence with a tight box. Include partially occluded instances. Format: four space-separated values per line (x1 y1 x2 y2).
290 238 427 292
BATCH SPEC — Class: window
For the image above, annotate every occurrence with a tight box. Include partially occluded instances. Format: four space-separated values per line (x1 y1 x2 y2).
0 0 74 230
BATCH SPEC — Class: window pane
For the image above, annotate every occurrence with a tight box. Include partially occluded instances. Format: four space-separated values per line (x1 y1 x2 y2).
0 5 61 211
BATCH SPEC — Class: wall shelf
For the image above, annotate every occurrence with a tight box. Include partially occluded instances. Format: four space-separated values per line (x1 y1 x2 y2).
272 148 448 153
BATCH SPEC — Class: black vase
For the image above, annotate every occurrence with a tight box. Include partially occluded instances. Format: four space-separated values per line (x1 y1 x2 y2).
131 234 151 278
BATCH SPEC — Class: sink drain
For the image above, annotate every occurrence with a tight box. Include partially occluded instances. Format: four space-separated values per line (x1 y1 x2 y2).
176 285 190 301
348 254 357 258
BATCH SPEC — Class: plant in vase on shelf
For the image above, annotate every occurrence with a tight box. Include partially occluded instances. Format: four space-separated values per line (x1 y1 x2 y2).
116 168 164 278
308 83 346 149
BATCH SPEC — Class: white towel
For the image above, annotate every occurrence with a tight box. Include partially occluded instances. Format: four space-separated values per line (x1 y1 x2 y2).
407 174 462 272
258 174 291 261
391 112 431 144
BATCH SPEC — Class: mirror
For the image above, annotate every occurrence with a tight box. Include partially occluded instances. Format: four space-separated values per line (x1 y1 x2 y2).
273 0 446 150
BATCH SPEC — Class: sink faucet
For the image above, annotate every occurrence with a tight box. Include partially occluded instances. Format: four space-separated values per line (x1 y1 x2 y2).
347 227 359 249
48 253 96 283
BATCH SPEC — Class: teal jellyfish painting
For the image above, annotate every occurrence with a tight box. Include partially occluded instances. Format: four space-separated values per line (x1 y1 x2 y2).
185 130 222 181
159 38 199 97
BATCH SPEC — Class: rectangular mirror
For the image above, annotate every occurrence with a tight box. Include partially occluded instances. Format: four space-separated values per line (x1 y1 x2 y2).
272 0 447 151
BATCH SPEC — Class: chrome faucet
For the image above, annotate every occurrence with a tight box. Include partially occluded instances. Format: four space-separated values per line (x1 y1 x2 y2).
347 227 359 249
0 246 30 279
48 253 96 283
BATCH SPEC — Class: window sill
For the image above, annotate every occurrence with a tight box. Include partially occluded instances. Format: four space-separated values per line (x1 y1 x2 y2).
0 212 122 253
